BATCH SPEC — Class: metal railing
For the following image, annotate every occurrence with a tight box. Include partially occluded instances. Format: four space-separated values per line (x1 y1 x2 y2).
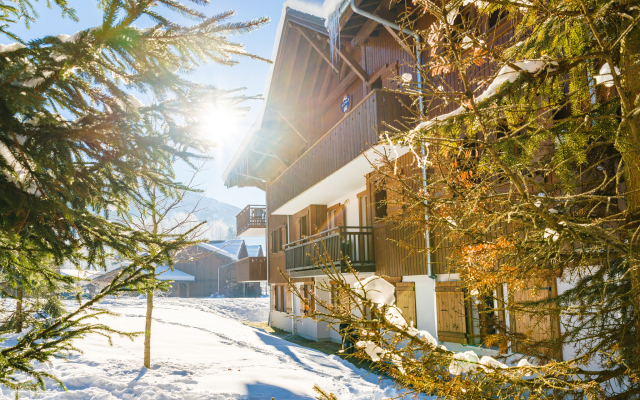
284 226 374 271
236 205 266 235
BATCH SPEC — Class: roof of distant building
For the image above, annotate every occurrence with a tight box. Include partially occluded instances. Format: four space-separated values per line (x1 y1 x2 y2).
155 266 195 282
246 245 264 258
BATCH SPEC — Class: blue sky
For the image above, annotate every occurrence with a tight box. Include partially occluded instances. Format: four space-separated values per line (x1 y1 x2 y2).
9 1 291 209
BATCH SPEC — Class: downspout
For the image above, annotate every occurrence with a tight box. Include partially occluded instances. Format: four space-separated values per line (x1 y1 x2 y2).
345 0 434 279
266 200 271 325
287 215 293 333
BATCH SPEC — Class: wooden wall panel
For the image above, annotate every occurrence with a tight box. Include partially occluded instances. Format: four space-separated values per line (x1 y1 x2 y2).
269 252 287 285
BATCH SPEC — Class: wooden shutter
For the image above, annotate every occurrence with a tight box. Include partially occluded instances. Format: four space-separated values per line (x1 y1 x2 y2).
436 281 468 344
396 282 417 327
271 285 278 310
510 279 562 359
335 205 346 227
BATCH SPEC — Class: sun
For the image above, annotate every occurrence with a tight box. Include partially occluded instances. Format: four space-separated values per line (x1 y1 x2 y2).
200 103 242 146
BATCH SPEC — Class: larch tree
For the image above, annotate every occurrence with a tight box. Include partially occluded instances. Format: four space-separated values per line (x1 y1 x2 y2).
0 0 267 395
114 168 213 369
294 0 640 398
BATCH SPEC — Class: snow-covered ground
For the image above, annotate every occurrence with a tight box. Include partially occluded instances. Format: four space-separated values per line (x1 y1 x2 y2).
1 297 407 399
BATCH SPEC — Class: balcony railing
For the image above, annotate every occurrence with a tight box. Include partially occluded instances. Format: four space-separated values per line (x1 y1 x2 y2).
267 89 412 213
236 256 267 282
236 205 266 237
284 226 375 274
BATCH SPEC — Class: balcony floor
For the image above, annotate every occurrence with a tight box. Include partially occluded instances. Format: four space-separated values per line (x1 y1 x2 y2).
271 143 410 215
237 227 266 237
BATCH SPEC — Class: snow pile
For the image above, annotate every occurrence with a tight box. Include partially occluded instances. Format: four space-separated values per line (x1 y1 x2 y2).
594 63 620 88
2 297 408 399
352 276 537 378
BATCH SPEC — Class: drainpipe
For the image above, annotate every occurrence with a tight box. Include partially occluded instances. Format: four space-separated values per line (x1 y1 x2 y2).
266 201 271 325
344 0 434 279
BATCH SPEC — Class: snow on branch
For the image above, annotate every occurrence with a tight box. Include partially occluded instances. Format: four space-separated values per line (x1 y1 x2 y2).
412 60 559 133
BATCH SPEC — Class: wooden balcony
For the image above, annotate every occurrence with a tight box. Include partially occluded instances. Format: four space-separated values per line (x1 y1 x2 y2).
236 205 267 237
284 226 375 278
236 256 267 282
267 89 412 213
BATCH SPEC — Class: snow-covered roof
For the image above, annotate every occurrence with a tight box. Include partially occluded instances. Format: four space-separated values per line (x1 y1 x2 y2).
246 245 264 258
155 266 195 282
60 269 104 281
204 239 246 261
222 1 342 186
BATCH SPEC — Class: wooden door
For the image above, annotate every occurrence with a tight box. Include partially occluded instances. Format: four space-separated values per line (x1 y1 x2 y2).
510 279 562 359
436 281 468 344
396 282 417 327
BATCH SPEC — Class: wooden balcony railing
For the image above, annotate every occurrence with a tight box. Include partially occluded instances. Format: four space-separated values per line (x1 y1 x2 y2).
267 89 412 212
236 256 267 282
236 205 266 236
284 226 375 275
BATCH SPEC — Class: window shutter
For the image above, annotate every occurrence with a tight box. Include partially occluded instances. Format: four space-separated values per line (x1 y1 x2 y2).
271 285 277 310
510 279 562 359
396 282 417 327
281 226 287 251
436 281 468 344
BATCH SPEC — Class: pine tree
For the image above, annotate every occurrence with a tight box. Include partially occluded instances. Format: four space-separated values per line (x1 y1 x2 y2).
0 0 267 395
298 0 640 398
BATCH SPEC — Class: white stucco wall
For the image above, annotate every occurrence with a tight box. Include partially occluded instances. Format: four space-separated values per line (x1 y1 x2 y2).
270 310 292 333
402 275 437 339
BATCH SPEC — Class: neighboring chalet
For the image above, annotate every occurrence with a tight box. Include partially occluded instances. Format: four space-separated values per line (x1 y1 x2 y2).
78 239 266 298
222 0 571 361
172 240 265 298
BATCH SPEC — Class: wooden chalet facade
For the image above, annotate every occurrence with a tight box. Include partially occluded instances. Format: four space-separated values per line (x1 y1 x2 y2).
223 0 568 360
169 240 265 298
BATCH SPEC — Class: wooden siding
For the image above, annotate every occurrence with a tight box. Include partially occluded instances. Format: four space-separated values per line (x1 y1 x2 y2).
173 246 232 297
374 222 429 276
267 89 412 213
236 257 267 282
269 252 287 285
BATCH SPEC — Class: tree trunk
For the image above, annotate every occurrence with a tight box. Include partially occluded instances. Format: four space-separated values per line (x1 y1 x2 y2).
621 23 640 363
144 290 153 368
16 287 23 334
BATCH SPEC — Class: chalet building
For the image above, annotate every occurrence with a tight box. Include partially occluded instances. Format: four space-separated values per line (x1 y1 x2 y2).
172 240 266 298
83 240 266 298
223 0 569 361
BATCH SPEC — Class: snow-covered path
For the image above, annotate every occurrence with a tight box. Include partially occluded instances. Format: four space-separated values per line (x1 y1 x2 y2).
2 297 405 399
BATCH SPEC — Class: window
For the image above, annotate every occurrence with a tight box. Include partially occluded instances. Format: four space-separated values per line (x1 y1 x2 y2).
328 209 336 229
488 9 508 30
358 192 369 226
374 190 387 220
273 285 287 312
300 284 315 315
270 225 287 253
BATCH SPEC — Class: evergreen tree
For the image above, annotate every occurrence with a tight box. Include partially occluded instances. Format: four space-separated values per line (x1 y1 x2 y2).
297 0 640 398
0 0 267 395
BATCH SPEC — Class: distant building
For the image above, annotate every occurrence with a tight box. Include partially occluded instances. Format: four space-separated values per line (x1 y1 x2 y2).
171 240 265 298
